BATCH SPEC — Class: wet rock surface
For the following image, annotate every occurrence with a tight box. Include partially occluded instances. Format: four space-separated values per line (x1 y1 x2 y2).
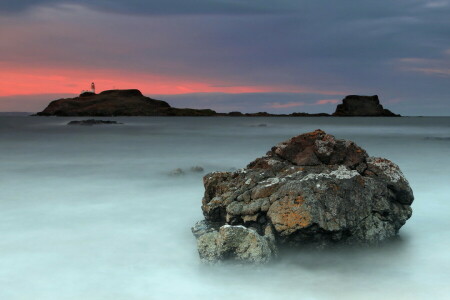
192 129 414 263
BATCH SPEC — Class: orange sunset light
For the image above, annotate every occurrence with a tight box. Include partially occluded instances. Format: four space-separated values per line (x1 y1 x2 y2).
0 66 347 97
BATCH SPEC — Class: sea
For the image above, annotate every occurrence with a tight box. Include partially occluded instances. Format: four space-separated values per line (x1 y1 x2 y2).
0 116 449 300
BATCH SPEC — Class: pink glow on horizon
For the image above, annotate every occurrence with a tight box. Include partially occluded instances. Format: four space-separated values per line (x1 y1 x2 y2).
315 99 339 104
270 102 306 108
268 99 341 109
0 65 348 97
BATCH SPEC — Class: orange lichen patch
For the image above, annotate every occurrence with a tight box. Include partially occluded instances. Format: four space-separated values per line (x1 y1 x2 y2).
294 196 305 205
306 129 325 138
356 149 362 153
267 195 313 235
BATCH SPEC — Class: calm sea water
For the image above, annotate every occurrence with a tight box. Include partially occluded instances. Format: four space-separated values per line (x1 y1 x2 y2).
0 116 449 300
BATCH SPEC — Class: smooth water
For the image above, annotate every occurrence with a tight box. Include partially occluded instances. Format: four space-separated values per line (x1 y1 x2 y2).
0 116 449 300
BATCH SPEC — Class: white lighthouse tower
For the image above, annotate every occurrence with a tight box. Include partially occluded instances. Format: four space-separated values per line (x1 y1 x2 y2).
91 82 96 93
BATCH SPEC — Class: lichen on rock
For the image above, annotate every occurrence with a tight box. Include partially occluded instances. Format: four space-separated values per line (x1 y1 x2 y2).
192 221 277 264
192 129 414 263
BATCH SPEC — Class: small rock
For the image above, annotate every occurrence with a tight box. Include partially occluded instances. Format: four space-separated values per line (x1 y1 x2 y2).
67 119 123 126
169 168 185 176
190 166 204 173
195 224 277 263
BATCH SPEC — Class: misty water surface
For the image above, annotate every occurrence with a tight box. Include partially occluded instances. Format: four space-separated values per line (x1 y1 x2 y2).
0 116 449 299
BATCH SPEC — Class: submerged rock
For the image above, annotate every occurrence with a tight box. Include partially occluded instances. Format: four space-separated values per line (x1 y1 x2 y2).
190 166 205 173
192 129 414 263
67 119 123 125
169 168 185 176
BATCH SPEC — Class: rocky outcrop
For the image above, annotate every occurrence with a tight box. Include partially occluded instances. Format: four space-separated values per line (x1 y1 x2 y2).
67 119 123 125
192 221 277 263
37 89 217 117
333 95 400 116
192 130 413 263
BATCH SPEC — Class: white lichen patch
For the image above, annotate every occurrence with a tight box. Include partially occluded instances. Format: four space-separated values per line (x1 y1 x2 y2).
284 170 306 180
330 165 360 179
261 177 281 187
245 178 252 185
267 159 280 166
236 168 247 174
367 157 405 183
301 166 359 181
315 139 334 156
221 224 249 230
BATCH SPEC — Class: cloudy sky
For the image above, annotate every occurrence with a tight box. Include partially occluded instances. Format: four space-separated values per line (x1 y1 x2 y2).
0 0 449 115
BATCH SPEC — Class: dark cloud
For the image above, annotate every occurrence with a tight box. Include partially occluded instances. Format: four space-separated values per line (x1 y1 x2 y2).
0 0 449 114
0 0 291 15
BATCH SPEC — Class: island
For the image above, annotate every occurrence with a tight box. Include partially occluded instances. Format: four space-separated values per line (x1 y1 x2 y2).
36 89 401 117
332 95 400 116
36 89 216 116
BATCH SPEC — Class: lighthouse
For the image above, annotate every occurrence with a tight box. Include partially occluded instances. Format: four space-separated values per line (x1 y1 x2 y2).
91 82 96 93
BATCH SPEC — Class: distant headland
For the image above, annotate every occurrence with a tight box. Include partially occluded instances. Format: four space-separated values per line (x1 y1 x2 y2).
35 89 400 117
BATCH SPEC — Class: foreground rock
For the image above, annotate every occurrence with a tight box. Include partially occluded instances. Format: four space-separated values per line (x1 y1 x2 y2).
37 89 216 117
333 95 400 116
67 119 123 126
193 221 277 263
192 130 413 263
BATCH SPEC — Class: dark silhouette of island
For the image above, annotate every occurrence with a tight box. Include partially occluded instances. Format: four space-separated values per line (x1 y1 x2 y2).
36 89 400 117
332 95 400 116
37 89 216 116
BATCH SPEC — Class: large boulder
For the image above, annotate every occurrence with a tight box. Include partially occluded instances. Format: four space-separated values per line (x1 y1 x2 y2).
333 95 400 116
192 130 413 263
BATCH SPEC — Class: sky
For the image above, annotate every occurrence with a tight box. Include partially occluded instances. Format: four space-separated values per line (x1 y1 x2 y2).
0 0 449 115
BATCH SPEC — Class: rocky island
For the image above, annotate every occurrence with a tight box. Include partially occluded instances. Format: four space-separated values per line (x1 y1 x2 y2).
36 90 401 117
192 130 413 263
36 89 216 116
333 95 400 116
